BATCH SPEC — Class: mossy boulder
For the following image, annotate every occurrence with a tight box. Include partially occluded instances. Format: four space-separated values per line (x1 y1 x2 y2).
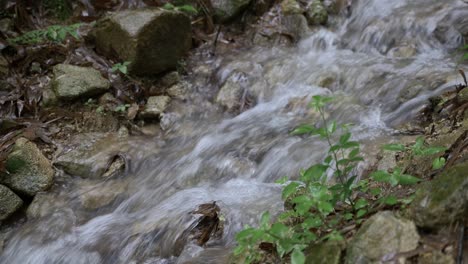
50 64 110 102
281 14 309 41
281 0 303 15
406 161 468 229
0 184 23 221
1 138 54 196
306 0 328 25
211 0 252 22
345 211 420 264
305 240 345 264
91 9 191 76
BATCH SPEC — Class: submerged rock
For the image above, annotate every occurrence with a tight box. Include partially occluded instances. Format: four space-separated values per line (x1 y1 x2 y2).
211 0 251 22
0 184 23 221
345 211 420 264
306 0 328 25
1 138 54 196
406 161 468 229
50 64 110 102
91 9 191 76
79 180 127 210
139 96 171 119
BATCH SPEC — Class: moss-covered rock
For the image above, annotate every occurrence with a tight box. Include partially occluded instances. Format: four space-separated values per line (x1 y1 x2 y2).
281 14 310 41
51 64 110 102
1 138 54 196
306 0 328 25
281 0 303 15
345 211 420 264
305 240 345 264
0 184 23 221
406 161 468 229
91 9 191 76
211 0 252 22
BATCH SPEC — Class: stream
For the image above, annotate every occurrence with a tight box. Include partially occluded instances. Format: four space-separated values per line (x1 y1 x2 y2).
1 0 467 263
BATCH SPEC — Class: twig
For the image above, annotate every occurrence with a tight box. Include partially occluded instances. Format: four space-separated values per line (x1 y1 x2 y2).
212 25 222 55
457 225 465 264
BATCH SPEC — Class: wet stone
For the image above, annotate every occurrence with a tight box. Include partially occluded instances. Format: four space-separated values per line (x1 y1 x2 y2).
0 184 23 221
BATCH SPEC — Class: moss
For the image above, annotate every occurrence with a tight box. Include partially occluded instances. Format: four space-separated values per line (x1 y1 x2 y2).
5 156 26 174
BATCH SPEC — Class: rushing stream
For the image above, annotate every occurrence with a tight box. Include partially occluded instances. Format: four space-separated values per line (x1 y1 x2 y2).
2 0 468 263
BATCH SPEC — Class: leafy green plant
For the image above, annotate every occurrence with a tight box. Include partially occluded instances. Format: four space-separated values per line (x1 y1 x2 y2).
162 3 198 15
114 104 131 113
8 23 82 45
111 62 130 75
234 95 445 264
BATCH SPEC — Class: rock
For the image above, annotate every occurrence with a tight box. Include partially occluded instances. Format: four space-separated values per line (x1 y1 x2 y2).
211 0 252 22
27 192 65 219
167 82 188 99
418 250 454 264
159 71 180 87
91 9 191 76
345 211 420 264
388 44 417 58
0 55 8 77
1 138 54 196
0 18 12 33
79 180 127 210
216 72 249 112
459 87 468 103
305 240 345 264
406 161 468 229
41 86 59 106
281 0 302 15
0 184 23 221
139 96 171 119
306 0 328 26
54 133 127 178
281 14 309 41
51 64 110 102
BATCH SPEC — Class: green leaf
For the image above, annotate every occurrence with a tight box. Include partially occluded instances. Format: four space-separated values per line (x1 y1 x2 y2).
356 209 367 218
370 187 382 196
327 121 337 134
302 216 323 228
291 125 314 135
370 170 391 182
318 201 334 214
291 248 305 264
177 5 199 15
396 174 421 185
324 155 333 164
420 147 447 156
342 141 359 149
432 157 446 170
303 164 328 182
260 211 270 229
275 176 289 184
380 195 398 205
163 3 175 9
383 143 406 152
340 132 351 145
282 182 300 199
348 148 360 158
355 198 369 210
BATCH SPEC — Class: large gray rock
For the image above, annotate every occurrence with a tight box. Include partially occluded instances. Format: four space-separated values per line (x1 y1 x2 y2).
305 240 345 264
346 211 420 264
139 96 171 119
0 184 23 221
50 64 110 102
211 0 252 22
91 9 191 76
406 161 468 229
1 138 54 196
54 133 127 178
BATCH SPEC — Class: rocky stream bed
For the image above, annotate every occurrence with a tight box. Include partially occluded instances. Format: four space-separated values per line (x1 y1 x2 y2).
0 0 467 263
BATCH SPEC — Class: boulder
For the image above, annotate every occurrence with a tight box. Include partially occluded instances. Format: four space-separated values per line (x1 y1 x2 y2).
211 0 251 22
0 184 23 221
345 211 420 264
306 0 328 25
215 71 256 112
406 161 468 229
1 138 54 196
305 240 345 264
139 96 171 119
281 14 309 41
50 64 110 102
281 0 303 15
54 133 127 178
91 9 191 76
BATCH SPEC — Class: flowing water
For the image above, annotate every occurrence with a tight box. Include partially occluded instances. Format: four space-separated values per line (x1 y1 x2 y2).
2 0 468 263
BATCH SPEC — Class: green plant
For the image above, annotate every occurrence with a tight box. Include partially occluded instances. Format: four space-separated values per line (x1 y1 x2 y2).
8 23 82 45
234 95 444 264
43 0 73 20
462 44 468 62
162 3 198 15
114 104 131 113
111 62 130 75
